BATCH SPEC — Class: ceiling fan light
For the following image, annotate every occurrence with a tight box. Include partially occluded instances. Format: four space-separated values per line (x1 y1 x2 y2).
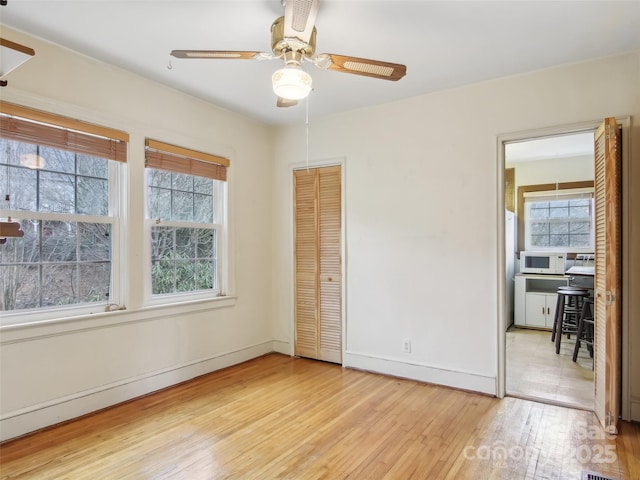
272 65 312 100
19 153 46 169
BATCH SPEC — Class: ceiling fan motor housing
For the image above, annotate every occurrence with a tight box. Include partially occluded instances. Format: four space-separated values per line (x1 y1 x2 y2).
271 16 316 58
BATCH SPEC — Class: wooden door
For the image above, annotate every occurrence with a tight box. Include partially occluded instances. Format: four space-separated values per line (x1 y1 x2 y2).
593 117 621 434
293 166 342 363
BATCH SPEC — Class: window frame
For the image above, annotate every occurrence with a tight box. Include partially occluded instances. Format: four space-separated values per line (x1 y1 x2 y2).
142 142 229 306
0 143 126 326
523 187 595 252
516 180 594 252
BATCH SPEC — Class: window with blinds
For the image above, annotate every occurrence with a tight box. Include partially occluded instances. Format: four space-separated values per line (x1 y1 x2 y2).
0 102 128 322
523 188 594 252
144 139 228 299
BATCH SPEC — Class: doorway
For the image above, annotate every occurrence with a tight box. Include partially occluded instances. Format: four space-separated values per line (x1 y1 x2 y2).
503 130 596 410
498 118 631 427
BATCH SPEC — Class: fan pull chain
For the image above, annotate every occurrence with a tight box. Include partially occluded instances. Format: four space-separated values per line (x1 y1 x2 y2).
305 94 310 171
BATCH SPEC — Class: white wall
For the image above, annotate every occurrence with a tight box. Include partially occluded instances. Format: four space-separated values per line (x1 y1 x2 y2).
509 154 594 190
271 52 640 411
0 27 274 440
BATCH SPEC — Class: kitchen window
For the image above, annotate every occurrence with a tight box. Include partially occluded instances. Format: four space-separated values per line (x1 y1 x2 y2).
523 188 594 252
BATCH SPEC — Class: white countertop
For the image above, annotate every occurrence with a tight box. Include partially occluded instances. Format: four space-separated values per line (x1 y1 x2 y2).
565 265 595 276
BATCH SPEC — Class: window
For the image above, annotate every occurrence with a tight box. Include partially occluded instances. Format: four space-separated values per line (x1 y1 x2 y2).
524 189 594 252
144 139 228 299
0 103 127 320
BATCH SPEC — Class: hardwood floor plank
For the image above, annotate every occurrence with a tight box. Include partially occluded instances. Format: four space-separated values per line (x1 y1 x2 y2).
1 354 638 479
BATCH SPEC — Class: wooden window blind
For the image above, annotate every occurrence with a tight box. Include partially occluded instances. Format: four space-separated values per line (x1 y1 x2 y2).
0 101 128 162
145 139 228 182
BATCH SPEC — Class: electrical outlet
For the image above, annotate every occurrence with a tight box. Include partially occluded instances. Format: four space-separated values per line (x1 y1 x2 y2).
402 339 411 353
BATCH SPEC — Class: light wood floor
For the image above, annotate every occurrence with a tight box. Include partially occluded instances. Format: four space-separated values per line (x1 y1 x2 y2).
1 354 638 480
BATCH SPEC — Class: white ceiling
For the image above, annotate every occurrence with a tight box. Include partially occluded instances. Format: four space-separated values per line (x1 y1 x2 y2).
1 1 639 125
505 131 595 163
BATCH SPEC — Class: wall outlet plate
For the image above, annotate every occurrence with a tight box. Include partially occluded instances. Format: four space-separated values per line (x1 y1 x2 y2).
402 339 411 353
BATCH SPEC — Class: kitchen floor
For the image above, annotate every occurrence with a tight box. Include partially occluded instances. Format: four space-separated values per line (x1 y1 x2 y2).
506 326 594 410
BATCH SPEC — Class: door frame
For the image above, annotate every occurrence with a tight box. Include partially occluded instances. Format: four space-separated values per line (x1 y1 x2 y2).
289 157 347 363
496 117 631 420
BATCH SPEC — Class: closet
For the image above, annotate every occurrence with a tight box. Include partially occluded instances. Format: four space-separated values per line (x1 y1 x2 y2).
293 165 342 364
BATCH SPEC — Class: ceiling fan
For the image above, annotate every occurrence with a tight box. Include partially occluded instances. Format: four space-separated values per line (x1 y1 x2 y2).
170 0 407 108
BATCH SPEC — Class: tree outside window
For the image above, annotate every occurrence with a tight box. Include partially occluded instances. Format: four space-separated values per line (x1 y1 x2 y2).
146 168 220 296
0 139 115 312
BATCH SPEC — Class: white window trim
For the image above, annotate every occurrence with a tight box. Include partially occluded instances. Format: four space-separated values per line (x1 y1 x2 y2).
142 170 228 307
0 161 124 326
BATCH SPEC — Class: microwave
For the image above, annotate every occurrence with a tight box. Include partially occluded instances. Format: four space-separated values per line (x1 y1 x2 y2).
520 251 566 275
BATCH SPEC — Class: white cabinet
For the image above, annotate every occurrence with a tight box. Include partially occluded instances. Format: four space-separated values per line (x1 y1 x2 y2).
524 292 557 328
514 274 568 329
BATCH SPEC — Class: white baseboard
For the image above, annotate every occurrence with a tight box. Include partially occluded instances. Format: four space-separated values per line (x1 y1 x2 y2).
0 341 274 442
271 339 291 356
630 397 640 422
343 350 496 396
1 344 497 441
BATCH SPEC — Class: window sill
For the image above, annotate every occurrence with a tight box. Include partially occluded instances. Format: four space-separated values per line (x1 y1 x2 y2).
0 295 237 345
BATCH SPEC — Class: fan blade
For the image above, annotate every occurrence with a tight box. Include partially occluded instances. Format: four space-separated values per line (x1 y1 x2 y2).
277 97 298 108
316 54 406 81
284 0 320 44
171 50 263 60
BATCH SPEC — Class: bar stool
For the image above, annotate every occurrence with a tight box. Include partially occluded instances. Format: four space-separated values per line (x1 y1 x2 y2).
572 296 594 364
552 286 589 354
551 286 587 342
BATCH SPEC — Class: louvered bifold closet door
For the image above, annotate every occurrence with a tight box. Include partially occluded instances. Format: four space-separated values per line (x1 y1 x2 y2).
293 166 342 364
318 166 342 363
593 117 621 434
294 169 319 359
